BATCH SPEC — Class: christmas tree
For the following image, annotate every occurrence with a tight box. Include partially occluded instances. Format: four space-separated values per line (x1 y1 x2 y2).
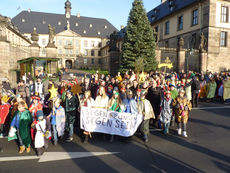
120 0 157 73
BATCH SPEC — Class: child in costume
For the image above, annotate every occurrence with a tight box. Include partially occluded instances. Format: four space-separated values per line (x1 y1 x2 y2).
29 94 43 120
33 110 46 156
172 89 192 138
29 94 43 141
10 101 32 153
160 91 173 134
48 98 65 145
0 95 11 138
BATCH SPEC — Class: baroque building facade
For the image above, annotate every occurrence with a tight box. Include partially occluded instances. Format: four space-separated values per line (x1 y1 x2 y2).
11 0 117 70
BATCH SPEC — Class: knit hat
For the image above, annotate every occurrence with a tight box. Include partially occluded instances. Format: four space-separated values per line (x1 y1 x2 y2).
36 110 44 119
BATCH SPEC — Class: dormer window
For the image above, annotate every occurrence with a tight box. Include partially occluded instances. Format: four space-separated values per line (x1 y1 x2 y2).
83 30 86 34
151 15 155 21
58 21 61 25
22 19 25 22
75 23 78 26
90 24 92 28
98 32 101 35
42 20 46 24
105 25 107 29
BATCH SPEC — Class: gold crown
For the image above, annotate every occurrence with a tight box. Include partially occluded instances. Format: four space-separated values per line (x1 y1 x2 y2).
1 95 10 103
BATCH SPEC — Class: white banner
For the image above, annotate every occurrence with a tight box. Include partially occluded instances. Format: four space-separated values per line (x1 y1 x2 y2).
80 107 143 137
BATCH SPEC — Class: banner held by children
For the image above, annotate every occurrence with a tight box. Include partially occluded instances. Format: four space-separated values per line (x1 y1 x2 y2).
80 107 143 137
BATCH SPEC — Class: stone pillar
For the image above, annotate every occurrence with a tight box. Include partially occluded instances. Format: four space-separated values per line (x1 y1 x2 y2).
199 50 207 73
46 46 57 58
50 61 57 74
109 51 120 76
177 37 186 73
30 27 40 57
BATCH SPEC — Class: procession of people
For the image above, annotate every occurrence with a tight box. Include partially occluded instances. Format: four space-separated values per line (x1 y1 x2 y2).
1 69 230 156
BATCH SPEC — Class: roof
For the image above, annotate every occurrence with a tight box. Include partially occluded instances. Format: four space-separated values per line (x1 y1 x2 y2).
17 57 60 64
147 0 200 24
12 11 118 38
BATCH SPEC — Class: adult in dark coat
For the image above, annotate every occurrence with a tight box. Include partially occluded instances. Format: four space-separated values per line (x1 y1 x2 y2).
65 90 79 142
2 80 12 92
146 81 162 128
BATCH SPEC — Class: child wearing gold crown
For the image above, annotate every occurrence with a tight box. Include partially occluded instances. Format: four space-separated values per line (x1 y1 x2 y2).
0 95 11 138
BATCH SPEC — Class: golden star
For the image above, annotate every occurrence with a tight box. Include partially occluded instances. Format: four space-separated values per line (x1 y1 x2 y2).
71 84 82 95
49 84 58 100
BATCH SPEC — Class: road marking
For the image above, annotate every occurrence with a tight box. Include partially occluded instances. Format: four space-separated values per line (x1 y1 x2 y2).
0 152 119 162
193 106 230 110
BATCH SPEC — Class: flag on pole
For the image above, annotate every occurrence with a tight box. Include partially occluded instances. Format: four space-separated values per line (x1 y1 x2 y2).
16 6 21 11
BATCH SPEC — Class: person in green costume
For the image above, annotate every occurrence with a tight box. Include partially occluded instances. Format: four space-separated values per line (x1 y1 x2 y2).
10 101 32 154
108 91 122 142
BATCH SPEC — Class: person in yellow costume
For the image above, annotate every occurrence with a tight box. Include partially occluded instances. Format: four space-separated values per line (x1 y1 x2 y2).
116 72 123 82
223 77 230 102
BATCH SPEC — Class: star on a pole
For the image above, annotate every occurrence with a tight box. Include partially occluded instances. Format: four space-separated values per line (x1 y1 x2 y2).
48 84 58 100
71 84 82 95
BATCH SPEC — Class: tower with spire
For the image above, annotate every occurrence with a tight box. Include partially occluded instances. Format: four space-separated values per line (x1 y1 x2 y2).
65 0 71 30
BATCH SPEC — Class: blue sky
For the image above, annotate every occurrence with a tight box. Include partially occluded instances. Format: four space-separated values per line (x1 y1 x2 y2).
0 0 161 29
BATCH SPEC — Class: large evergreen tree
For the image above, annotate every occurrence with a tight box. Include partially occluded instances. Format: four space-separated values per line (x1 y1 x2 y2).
120 0 157 73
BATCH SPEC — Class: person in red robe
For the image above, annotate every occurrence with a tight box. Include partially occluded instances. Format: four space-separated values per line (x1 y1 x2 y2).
0 95 11 138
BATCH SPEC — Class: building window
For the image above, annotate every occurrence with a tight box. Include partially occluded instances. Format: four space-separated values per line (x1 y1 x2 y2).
66 40 72 46
91 41 95 47
65 49 69 55
165 21 170 35
84 40 88 47
98 59 102 64
58 49 62 54
91 50 95 56
98 50 101 56
98 42 102 47
221 6 228 22
192 9 198 25
84 50 88 56
76 49 79 55
70 50 73 55
42 39 46 45
178 15 183 30
59 40 62 46
91 58 94 64
75 40 79 47
220 31 227 47
84 59 87 64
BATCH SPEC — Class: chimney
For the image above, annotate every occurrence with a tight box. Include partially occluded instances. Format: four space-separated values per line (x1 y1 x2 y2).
161 0 167 3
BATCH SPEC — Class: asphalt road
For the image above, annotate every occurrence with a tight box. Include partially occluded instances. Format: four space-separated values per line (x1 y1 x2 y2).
0 102 230 173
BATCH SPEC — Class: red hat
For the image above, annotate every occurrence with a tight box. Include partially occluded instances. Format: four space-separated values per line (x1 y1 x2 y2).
31 94 40 101
120 87 126 92
108 85 113 90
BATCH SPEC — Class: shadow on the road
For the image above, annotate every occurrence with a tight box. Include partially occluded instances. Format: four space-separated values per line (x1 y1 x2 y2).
152 131 230 164
57 137 119 173
213 160 230 173
189 117 230 131
86 134 205 173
